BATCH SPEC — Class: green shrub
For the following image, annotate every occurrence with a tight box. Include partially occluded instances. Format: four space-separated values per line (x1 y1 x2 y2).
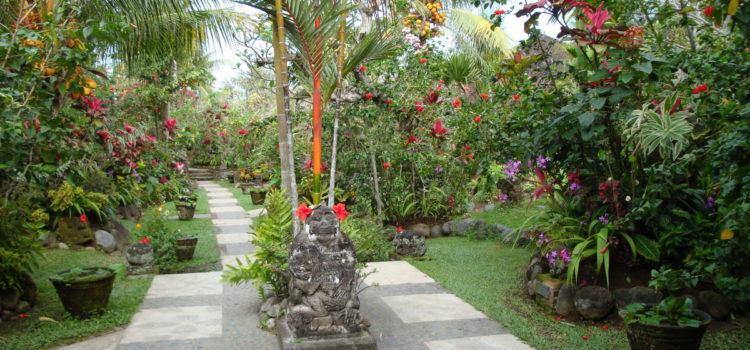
139 207 182 273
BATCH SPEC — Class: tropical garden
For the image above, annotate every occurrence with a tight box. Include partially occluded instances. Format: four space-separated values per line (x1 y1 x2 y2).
1 0 749 349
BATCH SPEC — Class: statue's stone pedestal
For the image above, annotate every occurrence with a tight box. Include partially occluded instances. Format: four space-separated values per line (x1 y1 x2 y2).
276 316 377 350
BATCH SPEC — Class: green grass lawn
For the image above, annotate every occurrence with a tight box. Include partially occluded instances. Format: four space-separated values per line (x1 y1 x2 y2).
410 200 750 349
163 188 210 215
471 199 547 229
0 249 152 350
218 181 263 211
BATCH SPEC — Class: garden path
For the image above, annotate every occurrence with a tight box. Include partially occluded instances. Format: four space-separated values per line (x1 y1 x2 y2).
58 180 534 350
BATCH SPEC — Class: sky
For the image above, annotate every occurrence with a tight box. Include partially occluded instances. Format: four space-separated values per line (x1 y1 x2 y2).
209 1 561 88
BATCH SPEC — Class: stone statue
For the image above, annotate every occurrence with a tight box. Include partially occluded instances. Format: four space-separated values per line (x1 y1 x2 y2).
286 205 364 338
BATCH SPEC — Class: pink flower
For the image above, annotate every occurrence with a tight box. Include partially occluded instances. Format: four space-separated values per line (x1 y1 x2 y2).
223 103 229 109
432 120 448 135
583 2 611 35
123 122 135 134
332 203 350 221
239 127 247 135
296 203 313 221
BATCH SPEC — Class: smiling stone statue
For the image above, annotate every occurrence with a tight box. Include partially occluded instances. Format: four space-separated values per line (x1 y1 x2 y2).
286 205 364 338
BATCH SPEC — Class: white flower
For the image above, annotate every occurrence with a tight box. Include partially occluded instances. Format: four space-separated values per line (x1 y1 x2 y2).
625 195 631 202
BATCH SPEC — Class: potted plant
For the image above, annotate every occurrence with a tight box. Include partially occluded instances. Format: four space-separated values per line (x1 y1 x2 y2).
249 187 268 205
49 267 115 318
621 296 712 350
175 235 199 261
174 193 197 220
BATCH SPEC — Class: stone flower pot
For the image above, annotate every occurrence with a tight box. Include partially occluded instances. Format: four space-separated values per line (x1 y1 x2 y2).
175 203 196 220
239 183 253 194
625 306 711 350
175 235 199 261
250 190 267 205
49 267 115 318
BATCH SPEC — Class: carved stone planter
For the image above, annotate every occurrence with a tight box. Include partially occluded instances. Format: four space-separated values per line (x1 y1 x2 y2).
50 267 115 318
626 307 711 350
175 204 195 220
250 190 267 205
126 242 154 275
176 235 198 261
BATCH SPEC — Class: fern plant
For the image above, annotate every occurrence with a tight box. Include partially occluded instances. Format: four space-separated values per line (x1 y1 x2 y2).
222 189 293 298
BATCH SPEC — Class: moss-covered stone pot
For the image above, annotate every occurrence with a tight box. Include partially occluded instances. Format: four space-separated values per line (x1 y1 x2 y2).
175 203 196 220
49 267 115 318
250 190 267 205
176 235 199 261
626 307 711 350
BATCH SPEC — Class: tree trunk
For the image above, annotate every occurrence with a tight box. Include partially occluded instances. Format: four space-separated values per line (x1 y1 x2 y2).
275 0 300 234
327 19 346 207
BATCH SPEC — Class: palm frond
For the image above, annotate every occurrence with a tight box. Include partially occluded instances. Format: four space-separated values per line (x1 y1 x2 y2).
448 9 511 69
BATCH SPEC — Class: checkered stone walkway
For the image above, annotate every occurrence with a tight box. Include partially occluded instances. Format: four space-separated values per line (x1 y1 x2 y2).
57 181 533 350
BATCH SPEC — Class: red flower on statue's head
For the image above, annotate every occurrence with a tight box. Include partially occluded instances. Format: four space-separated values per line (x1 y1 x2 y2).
140 237 151 244
332 203 350 221
79 214 87 223
296 203 313 221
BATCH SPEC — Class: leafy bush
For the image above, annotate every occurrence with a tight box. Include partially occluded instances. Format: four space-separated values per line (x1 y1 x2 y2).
222 189 293 298
139 207 182 273
341 217 392 263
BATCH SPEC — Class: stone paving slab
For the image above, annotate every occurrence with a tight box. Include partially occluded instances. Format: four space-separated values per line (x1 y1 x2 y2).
424 334 534 350
217 225 253 234
211 206 246 213
145 272 222 299
213 211 250 220
247 208 266 217
220 242 257 256
56 328 124 350
119 305 222 344
207 193 235 199
208 198 239 204
363 261 435 286
381 293 487 323
216 233 250 245
167 214 211 220
213 218 253 226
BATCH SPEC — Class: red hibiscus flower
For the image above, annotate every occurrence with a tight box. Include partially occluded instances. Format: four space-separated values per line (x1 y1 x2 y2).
452 98 461 108
239 127 247 135
420 58 427 64
140 237 151 244
162 118 177 131
512 94 520 100
432 120 448 136
296 203 313 221
494 10 504 15
474 116 481 123
154 107 159 112
692 84 708 94
704 6 714 17
360 65 366 72
415 101 424 113
332 203 350 221
365 93 373 99
386 100 392 105
383 163 391 169
396 226 403 233
79 214 87 223
480 93 489 98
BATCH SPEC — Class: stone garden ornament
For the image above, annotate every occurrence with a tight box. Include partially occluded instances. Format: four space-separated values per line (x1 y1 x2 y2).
286 205 365 337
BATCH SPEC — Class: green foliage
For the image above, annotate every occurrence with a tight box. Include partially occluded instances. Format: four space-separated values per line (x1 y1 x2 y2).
622 296 702 328
627 93 694 161
139 207 182 273
340 217 392 263
222 189 293 298
648 266 698 294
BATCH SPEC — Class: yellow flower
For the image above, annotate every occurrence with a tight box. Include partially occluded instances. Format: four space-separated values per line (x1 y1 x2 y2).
136 223 141 228
720 228 734 240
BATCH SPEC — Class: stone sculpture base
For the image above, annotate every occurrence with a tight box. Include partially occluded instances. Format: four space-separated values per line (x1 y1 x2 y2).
276 316 376 350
